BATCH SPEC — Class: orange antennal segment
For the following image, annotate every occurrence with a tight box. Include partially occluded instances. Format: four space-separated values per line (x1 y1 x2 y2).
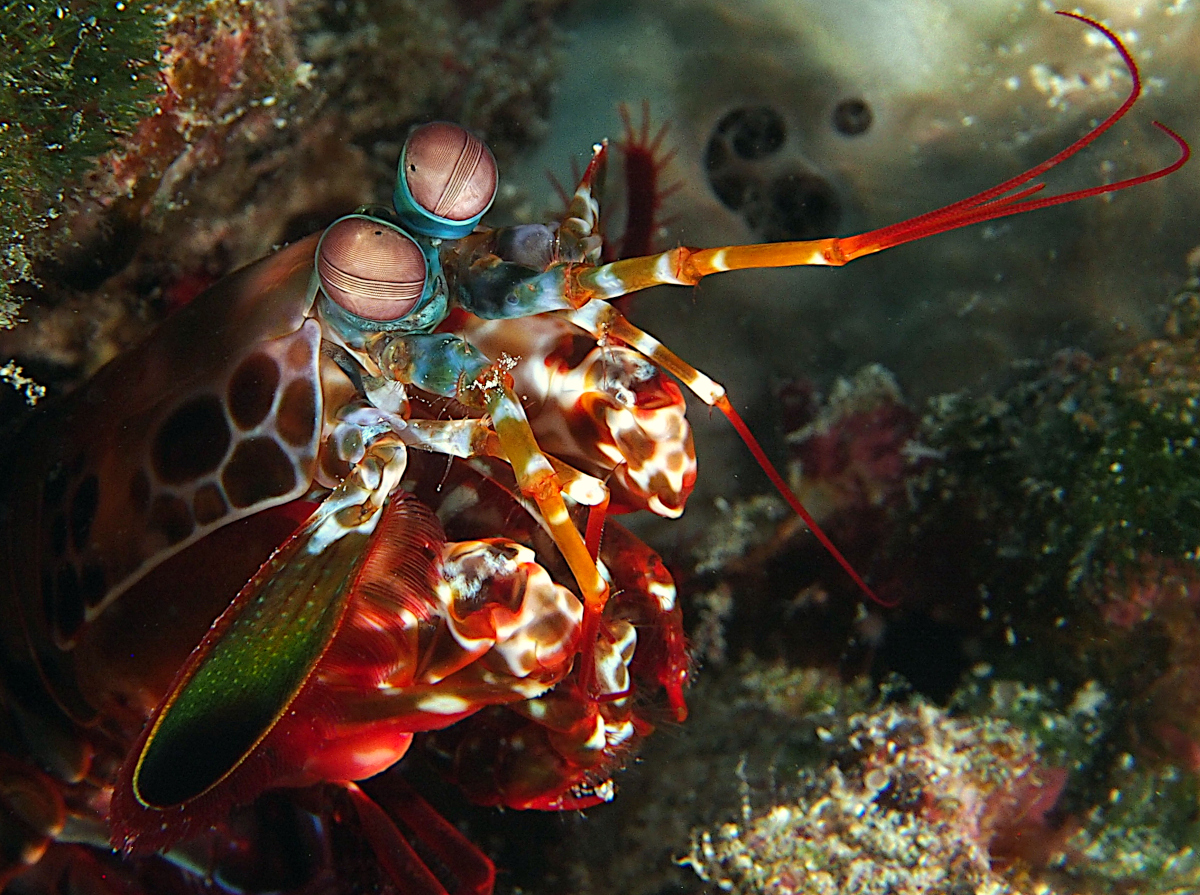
565 12 1188 304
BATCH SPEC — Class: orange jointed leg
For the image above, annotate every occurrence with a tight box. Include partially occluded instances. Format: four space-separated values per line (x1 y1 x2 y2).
561 12 1188 308
484 387 609 621
486 387 611 695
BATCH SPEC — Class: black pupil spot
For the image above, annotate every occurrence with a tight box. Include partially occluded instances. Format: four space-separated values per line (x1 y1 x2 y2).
833 98 872 136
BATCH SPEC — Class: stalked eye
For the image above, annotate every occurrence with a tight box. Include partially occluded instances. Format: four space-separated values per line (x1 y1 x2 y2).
316 215 428 322
393 122 498 239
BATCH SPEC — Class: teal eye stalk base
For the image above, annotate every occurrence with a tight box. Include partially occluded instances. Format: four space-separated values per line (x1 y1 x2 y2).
393 163 492 240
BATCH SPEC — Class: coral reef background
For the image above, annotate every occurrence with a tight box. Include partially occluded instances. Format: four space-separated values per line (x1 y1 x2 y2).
2 1 1199 894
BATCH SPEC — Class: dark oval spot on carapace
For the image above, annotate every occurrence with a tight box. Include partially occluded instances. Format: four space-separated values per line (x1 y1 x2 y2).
40 569 54 628
80 561 107 609
222 438 297 509
228 353 280 431
129 470 151 512
150 494 195 546
49 512 68 558
53 564 85 641
193 483 228 526
275 379 317 448
42 462 70 509
152 396 231 485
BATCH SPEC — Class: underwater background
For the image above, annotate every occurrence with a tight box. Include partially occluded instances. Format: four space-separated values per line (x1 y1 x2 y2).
2 0 1200 892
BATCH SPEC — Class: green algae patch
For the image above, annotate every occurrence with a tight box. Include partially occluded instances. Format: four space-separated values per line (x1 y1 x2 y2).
910 291 1200 608
0 1 164 318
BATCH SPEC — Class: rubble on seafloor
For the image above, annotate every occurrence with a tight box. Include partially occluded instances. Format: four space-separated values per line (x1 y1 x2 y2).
682 677 1200 895
684 671 1199 895
525 658 874 895
534 651 1200 895
685 698 1066 895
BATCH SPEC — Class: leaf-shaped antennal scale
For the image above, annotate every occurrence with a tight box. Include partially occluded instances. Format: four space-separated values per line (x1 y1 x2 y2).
111 498 376 852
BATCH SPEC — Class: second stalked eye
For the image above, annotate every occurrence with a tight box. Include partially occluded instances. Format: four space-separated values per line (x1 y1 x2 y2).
393 122 498 239
316 215 428 322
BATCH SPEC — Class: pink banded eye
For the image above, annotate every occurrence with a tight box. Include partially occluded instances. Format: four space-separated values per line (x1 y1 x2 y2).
316 216 427 322
404 122 498 222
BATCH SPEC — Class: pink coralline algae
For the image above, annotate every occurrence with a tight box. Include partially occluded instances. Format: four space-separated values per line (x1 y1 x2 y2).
782 364 919 524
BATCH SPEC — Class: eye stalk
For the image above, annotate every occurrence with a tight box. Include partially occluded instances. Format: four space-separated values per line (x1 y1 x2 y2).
316 215 429 322
393 122 498 239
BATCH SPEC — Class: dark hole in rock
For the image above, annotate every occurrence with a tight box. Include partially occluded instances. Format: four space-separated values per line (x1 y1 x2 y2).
707 170 759 212
37 208 142 291
833 97 873 136
712 106 787 160
742 170 841 242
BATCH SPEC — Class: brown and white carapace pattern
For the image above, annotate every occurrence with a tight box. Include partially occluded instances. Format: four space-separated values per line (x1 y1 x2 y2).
1 236 325 718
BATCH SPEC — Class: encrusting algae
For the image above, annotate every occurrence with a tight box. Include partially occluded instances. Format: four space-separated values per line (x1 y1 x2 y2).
685 700 1064 895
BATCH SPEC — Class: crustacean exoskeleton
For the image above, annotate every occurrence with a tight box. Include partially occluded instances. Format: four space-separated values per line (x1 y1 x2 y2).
0 10 1188 895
